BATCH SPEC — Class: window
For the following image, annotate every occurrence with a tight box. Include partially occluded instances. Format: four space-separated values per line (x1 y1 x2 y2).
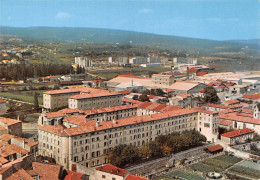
102 175 106 178
112 178 116 180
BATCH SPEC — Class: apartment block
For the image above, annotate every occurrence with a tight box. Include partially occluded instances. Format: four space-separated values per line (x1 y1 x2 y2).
0 117 22 137
152 74 175 86
38 108 218 170
68 92 124 110
43 88 110 111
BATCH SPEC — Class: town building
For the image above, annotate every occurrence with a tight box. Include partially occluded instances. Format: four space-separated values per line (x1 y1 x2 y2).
75 57 93 68
38 108 218 169
152 74 175 86
43 88 110 111
170 93 199 108
0 117 22 136
221 128 254 145
68 91 124 110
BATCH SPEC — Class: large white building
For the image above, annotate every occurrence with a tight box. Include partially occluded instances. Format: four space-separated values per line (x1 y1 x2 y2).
75 57 93 68
43 88 117 111
38 107 218 170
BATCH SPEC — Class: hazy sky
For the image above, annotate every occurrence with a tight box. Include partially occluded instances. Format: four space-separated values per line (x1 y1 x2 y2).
1 0 259 40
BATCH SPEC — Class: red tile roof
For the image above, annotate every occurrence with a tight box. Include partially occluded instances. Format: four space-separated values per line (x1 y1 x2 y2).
69 91 120 100
137 102 182 112
122 98 143 104
12 136 38 147
206 144 223 152
6 168 34 180
219 112 260 125
63 115 92 126
96 164 127 176
39 108 216 136
45 108 84 119
0 99 5 103
200 88 205 93
44 87 107 95
218 119 233 126
125 174 149 180
221 128 254 138
64 169 86 180
224 99 240 105
0 117 21 126
84 104 138 116
0 134 14 142
152 74 172 77
0 157 8 165
32 162 62 180
164 88 175 93
118 89 131 94
187 68 199 73
176 92 192 99
242 94 260 100
196 71 208 76
204 104 228 109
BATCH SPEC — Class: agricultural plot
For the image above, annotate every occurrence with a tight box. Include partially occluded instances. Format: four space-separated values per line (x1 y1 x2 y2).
188 163 222 173
167 170 204 180
0 90 45 104
228 165 260 179
201 155 242 170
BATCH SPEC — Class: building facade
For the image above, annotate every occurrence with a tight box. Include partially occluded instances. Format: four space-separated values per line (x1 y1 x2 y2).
38 108 218 170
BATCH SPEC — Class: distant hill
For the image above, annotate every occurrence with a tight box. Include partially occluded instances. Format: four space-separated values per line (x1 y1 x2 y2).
0 26 245 50
228 39 260 49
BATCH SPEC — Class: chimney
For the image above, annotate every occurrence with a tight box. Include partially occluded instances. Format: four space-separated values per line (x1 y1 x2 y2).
17 115 20 121
187 67 189 80
112 119 117 124
96 121 100 127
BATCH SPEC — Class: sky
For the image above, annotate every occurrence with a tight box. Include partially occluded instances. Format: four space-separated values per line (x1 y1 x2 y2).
0 0 260 40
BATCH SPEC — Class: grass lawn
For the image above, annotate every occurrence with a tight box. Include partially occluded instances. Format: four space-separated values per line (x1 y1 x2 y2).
0 90 45 104
167 170 205 180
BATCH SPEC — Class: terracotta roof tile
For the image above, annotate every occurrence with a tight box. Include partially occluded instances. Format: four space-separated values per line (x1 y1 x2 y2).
196 71 208 76
206 144 223 152
64 169 87 180
69 91 121 99
96 164 127 176
224 99 240 105
44 87 107 95
32 162 62 180
0 99 5 103
6 168 34 180
218 119 233 126
0 134 15 142
242 93 260 100
0 117 21 126
221 128 254 138
125 174 149 180
12 137 38 147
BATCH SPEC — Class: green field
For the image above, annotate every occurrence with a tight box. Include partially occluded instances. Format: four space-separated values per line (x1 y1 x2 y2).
0 90 45 104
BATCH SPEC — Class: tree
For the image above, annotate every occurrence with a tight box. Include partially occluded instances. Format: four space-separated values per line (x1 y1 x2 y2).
34 92 39 110
138 94 150 102
202 86 220 104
